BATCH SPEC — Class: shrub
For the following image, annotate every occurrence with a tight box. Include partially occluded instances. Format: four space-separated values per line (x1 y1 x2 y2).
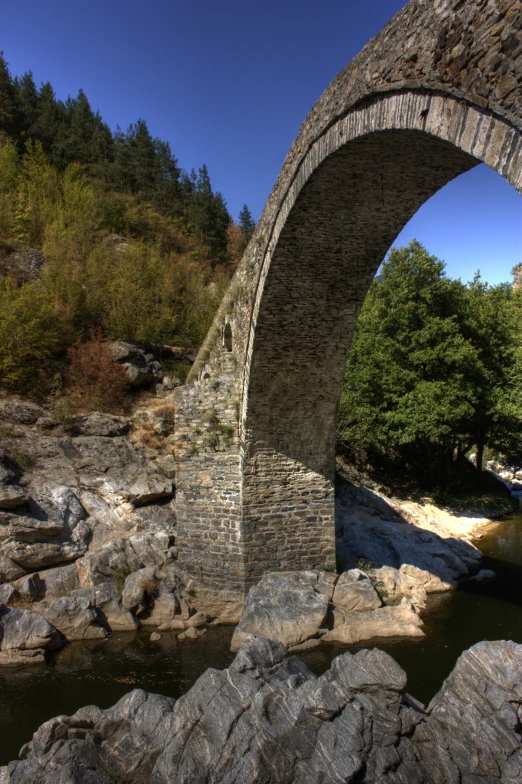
65 330 130 413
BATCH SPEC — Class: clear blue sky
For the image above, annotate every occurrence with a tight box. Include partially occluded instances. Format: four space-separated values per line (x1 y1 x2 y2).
2 0 520 285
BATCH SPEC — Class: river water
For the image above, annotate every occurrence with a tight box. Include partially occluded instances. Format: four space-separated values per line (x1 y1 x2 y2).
1 511 521 766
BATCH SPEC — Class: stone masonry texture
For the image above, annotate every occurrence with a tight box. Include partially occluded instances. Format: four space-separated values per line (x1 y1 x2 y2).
175 0 522 594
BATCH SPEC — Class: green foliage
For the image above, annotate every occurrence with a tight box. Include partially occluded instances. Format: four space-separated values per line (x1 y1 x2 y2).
338 241 522 486
356 558 374 574
0 54 240 396
0 279 71 391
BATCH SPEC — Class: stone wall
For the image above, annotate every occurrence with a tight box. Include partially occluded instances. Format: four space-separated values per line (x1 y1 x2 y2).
175 0 522 594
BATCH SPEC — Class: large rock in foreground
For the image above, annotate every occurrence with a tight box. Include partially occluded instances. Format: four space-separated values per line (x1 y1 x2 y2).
2 638 521 782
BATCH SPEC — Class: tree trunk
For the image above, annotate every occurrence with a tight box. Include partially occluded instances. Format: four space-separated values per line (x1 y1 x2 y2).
423 438 435 487
476 439 485 473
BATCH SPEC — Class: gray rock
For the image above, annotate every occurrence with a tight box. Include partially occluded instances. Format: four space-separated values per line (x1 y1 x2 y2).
92 582 138 631
108 341 163 387
150 632 161 641
135 501 176 532
336 478 481 585
37 563 80 598
179 625 198 640
186 612 208 628
125 475 173 506
0 606 61 665
0 485 28 510
467 569 497 583
148 583 179 626
12 572 43 601
332 571 382 611
231 571 329 651
122 566 157 613
154 453 176 479
3 541 84 570
4 638 521 781
6 514 64 543
79 491 119 527
0 399 43 425
74 412 129 438
36 416 54 430
108 340 142 362
0 554 26 582
324 598 425 644
44 594 107 641
0 583 15 607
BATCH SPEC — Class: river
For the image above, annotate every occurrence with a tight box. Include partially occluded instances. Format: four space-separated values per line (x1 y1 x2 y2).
1 511 521 766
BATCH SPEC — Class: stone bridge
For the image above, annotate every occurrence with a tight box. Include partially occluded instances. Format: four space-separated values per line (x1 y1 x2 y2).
174 0 522 596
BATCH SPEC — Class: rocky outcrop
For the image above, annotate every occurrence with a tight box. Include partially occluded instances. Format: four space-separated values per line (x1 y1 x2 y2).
108 341 164 387
232 569 425 651
2 637 521 782
0 245 45 283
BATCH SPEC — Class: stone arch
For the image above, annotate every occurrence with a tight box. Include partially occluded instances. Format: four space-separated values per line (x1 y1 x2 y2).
175 0 522 595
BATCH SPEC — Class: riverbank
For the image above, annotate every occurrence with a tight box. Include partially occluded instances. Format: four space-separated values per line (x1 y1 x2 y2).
1 510 521 767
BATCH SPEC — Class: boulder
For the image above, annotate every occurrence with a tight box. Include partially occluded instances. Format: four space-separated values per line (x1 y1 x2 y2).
122 566 158 613
323 598 425 644
44 594 107 641
467 568 497 583
0 485 28 510
12 572 43 601
108 341 163 387
125 476 173 506
231 571 329 651
147 584 179 626
0 554 26 582
73 412 129 438
0 399 43 425
0 583 15 607
6 514 64 542
0 484 89 570
37 563 80 598
4 638 521 781
91 582 138 631
3 541 84 570
332 570 382 611
79 491 119 527
0 606 61 665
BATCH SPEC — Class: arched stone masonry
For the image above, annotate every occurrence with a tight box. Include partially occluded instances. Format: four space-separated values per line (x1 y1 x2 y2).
174 0 522 595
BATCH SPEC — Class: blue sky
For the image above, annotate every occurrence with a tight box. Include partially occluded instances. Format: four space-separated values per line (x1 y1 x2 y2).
2 0 520 285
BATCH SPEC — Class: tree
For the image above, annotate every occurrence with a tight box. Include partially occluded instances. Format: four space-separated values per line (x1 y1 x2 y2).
239 204 255 240
458 275 522 471
337 240 522 485
0 52 17 137
0 279 70 391
13 71 39 142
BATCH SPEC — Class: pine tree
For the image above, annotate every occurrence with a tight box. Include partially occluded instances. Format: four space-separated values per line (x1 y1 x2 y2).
13 71 39 141
239 203 255 239
0 52 18 137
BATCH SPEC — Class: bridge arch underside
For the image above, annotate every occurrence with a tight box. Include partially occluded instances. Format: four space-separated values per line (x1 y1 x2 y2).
240 102 521 585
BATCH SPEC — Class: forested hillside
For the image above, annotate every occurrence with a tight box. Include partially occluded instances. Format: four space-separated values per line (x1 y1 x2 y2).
0 53 255 393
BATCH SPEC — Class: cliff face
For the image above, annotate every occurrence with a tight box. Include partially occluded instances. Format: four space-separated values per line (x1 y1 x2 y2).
2 636 521 783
